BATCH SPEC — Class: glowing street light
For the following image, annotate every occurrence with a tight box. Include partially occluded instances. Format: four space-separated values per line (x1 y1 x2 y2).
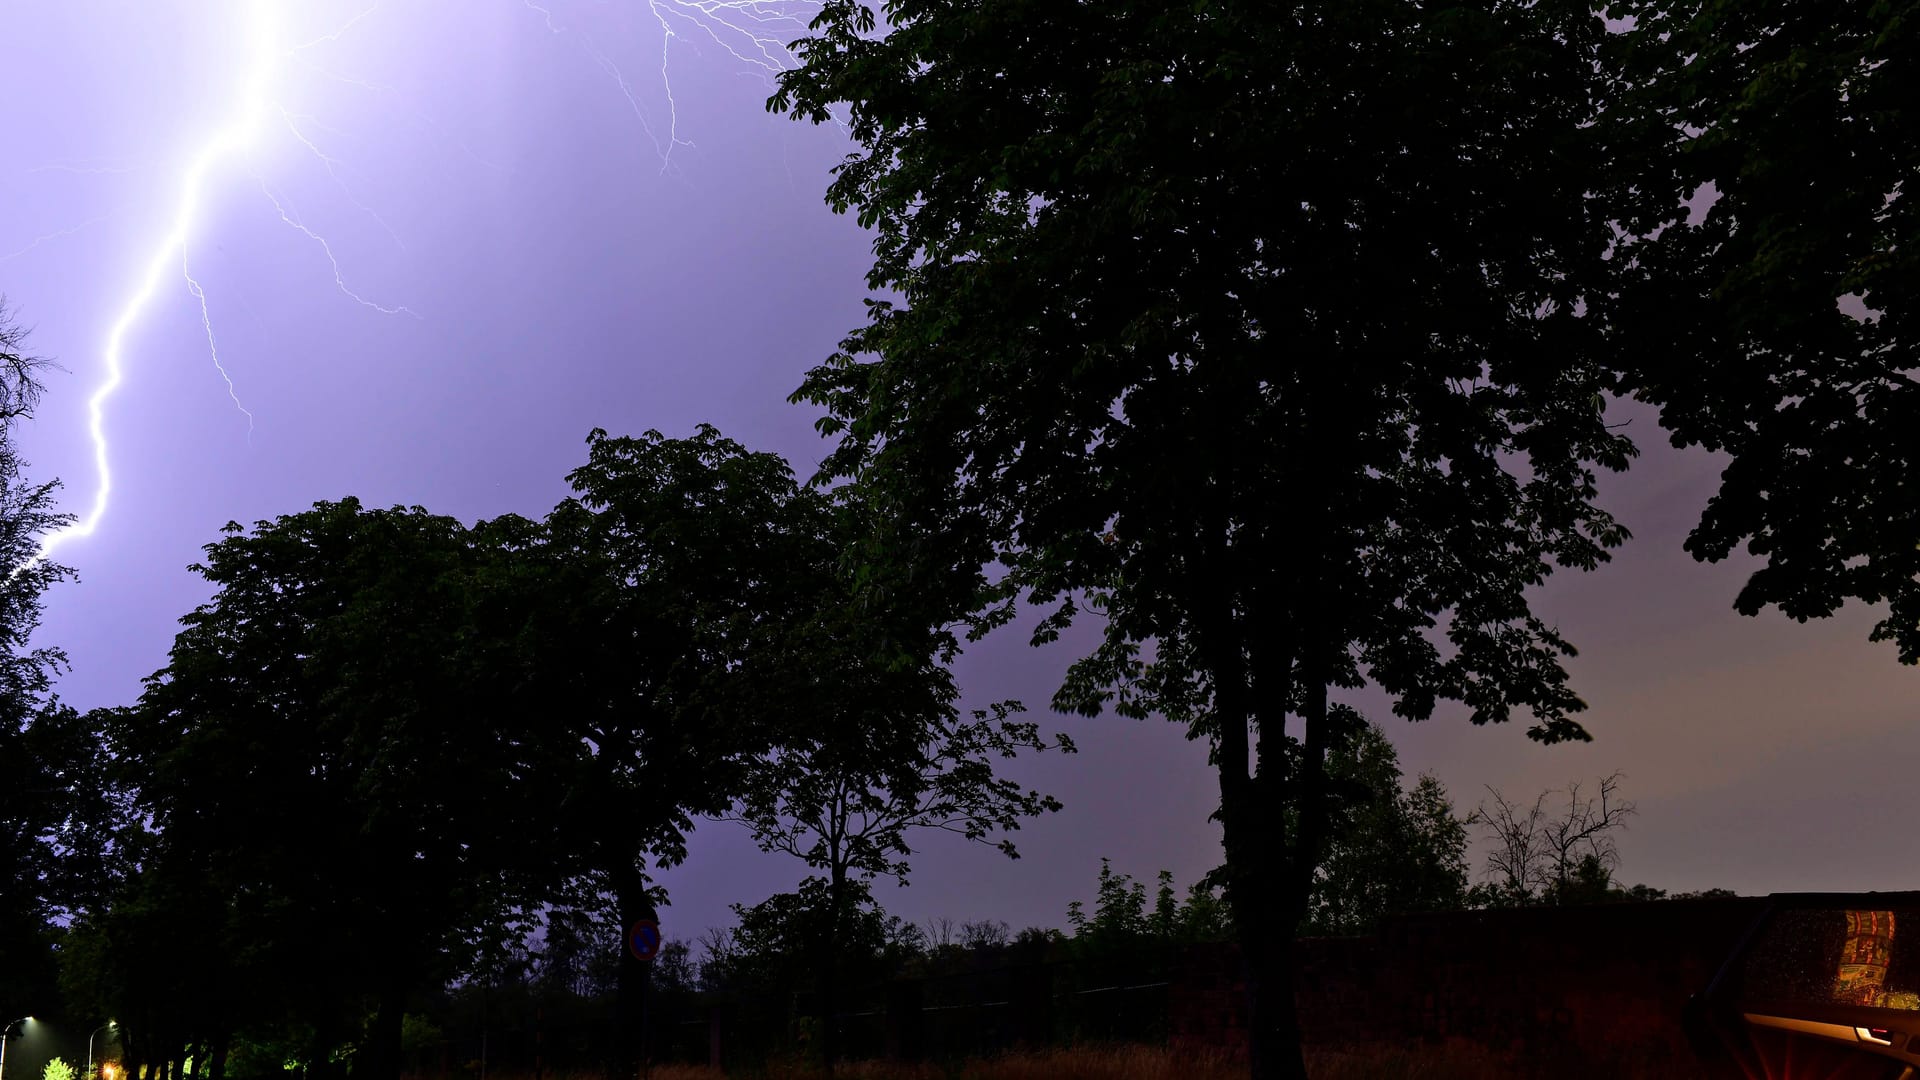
88 1022 118 1080
0 1017 34 1080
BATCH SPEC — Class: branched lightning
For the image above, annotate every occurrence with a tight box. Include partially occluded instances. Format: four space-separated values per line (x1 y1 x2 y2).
281 108 408 251
655 0 812 76
24 161 137 176
523 1 563 33
523 0 827 173
289 1 388 52
20 0 833 574
255 179 416 316
585 35 673 163
0 217 109 264
182 251 257 438
26 0 410 572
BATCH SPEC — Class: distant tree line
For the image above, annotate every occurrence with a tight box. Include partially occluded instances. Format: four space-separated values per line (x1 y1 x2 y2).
6 0 1915 1078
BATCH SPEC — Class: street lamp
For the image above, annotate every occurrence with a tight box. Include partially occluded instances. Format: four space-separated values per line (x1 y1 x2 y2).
0 1017 34 1080
88 1023 117 1080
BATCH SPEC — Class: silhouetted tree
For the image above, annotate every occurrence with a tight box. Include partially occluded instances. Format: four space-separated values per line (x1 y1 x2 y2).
726 681 1069 1071
540 425 841 1075
105 500 576 1080
1601 1 1920 661
1293 721 1469 936
774 4 1628 1076
535 905 618 1001
1065 862 1232 954
0 308 79 1021
1467 772 1637 907
699 878 922 1006
956 920 1009 952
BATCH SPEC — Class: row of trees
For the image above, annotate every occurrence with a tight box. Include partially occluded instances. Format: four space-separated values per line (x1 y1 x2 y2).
8 0 1915 1078
7 305 1676 1080
0 384 1078 1079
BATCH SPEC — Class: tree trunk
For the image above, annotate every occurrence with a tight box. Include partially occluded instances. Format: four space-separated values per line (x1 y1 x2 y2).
821 863 848 1077
1199 549 1307 1079
309 1017 343 1080
1266 670 1336 1080
1225 771 1310 1080
615 861 657 1080
361 984 408 1080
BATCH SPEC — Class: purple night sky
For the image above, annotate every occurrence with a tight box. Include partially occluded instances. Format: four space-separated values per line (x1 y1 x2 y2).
3 1 1914 947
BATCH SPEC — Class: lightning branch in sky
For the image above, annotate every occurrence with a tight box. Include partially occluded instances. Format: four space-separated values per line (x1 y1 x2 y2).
20 0 832 575
523 0 825 171
26 0 410 572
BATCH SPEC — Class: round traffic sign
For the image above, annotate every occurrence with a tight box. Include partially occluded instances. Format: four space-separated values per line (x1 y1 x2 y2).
628 918 662 962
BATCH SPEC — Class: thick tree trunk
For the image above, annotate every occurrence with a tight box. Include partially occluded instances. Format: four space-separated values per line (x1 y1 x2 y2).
1201 488 1337 1080
1225 785 1311 1080
1200 563 1307 1079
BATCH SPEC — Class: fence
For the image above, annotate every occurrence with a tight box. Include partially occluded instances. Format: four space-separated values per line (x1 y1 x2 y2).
441 897 1771 1074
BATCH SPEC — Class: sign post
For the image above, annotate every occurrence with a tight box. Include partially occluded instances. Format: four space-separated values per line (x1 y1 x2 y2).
628 919 661 1078
628 918 662 962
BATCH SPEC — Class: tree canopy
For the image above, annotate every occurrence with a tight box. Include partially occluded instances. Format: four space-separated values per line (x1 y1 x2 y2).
775 2 1632 1075
7 5 1918 1079
1601 0 1920 661
0 309 80 1022
99 499 574 1080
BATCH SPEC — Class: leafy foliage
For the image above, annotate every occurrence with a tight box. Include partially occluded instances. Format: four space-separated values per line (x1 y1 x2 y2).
545 424 836 877
700 878 923 997
100 499 578 1080
542 424 857 1071
731 697 1070 885
1601 0 1920 660
0 309 80 1017
774 4 1632 1075
1292 722 1469 937
1065 861 1232 952
715 481 1072 1069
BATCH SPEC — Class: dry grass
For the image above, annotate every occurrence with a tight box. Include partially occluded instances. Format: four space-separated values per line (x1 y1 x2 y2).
1303 1043 1511 1080
472 1041 1700 1080
629 1046 1244 1079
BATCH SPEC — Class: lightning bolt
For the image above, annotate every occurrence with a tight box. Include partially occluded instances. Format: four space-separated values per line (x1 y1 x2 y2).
26 0 407 572
20 0 835 576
